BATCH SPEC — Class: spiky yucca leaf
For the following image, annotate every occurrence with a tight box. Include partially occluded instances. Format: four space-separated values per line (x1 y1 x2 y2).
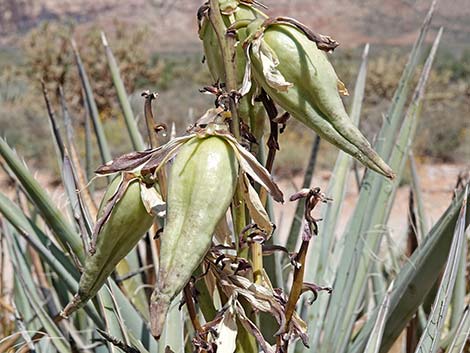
445 306 470 353
300 43 369 353
71 39 111 164
101 32 145 151
413 187 467 353
0 137 83 260
318 23 442 353
349 186 469 353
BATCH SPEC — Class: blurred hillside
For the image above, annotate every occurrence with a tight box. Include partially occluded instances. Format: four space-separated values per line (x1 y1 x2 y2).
1 0 469 51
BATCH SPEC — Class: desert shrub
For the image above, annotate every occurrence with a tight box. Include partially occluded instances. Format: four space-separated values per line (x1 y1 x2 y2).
21 20 165 117
0 20 167 170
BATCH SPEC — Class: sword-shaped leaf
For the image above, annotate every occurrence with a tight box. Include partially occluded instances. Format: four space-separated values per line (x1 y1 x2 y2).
413 187 467 353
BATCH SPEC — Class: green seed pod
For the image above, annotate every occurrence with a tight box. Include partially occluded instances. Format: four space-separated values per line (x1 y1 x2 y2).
199 2 268 149
150 135 238 338
245 20 395 179
77 176 154 305
199 2 266 83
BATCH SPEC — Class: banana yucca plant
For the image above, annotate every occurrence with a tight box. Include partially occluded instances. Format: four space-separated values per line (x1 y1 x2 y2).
1 1 469 353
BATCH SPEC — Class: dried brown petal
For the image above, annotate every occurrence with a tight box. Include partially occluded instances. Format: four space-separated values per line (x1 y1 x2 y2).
290 311 309 347
95 149 157 175
235 301 275 353
218 274 285 328
240 173 274 236
301 282 333 304
140 184 166 217
214 297 238 353
273 16 339 52
221 131 284 202
289 188 311 202
251 36 293 92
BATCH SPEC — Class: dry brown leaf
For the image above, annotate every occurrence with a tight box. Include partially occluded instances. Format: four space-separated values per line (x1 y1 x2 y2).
240 173 274 236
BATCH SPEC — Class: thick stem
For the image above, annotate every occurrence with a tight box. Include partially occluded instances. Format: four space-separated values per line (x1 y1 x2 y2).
208 0 246 259
279 188 325 351
208 0 240 139
246 91 279 284
207 3 262 350
284 241 309 326
251 242 263 284
276 239 309 352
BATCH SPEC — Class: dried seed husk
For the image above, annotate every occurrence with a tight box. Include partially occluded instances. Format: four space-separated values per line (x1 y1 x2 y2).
150 135 238 338
245 21 395 179
72 175 155 309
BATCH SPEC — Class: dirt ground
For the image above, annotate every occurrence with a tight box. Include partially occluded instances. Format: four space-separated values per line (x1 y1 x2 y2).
274 162 468 246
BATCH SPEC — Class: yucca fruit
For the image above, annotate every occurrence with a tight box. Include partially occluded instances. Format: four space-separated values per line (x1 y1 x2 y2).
63 175 155 314
150 135 238 338
199 1 268 138
199 1 266 83
243 19 395 179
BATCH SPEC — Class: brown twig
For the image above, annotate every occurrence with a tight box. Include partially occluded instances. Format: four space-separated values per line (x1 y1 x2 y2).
283 235 310 330
182 283 210 353
141 90 160 149
258 89 279 174
183 283 204 333
141 90 168 201
278 188 330 351
96 329 141 353
268 17 339 52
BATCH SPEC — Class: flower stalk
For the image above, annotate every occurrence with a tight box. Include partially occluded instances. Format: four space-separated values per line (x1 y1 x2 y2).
142 90 168 201
207 0 254 278
278 187 332 351
208 0 240 138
